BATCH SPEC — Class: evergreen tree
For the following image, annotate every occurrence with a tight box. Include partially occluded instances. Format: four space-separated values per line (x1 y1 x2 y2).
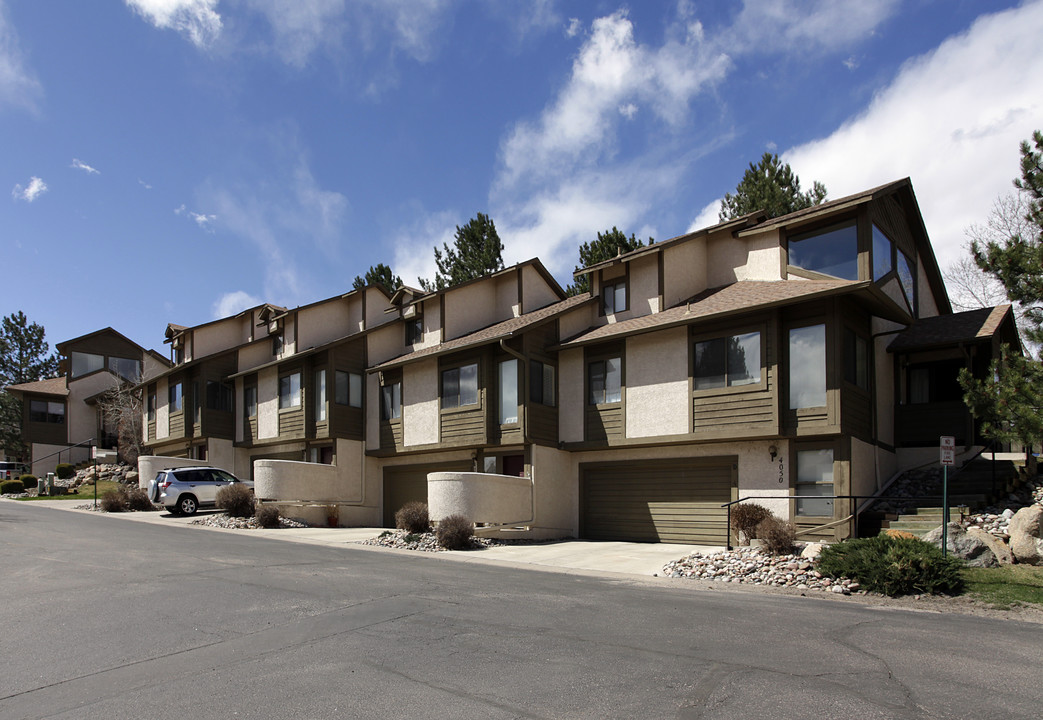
719 152 827 221
959 130 1043 446
419 212 504 291
567 227 648 296
352 263 402 293
0 312 59 457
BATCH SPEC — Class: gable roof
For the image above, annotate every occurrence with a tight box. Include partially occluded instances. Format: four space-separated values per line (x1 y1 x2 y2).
888 305 1015 353
54 327 145 354
4 376 68 397
557 279 865 349
371 293 593 371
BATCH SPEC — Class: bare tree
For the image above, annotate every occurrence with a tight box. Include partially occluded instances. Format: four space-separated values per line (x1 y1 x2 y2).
98 375 148 467
943 249 1008 312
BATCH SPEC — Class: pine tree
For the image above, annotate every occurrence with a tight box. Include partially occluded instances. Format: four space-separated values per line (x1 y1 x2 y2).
719 152 827 221
567 227 648 296
352 263 402 293
959 130 1043 446
419 212 504 291
0 312 59 457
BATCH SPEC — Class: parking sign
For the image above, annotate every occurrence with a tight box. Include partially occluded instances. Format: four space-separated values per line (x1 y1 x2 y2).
940 436 955 466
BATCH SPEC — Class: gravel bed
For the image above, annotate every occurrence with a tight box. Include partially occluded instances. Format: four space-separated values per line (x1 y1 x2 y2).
190 515 308 530
963 477 1043 538
661 547 861 595
360 528 496 552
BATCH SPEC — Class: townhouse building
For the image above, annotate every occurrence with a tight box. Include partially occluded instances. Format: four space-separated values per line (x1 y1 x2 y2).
139 178 1018 545
6 328 169 476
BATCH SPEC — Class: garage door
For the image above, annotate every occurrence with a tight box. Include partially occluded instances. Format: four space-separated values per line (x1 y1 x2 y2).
580 457 736 544
383 461 472 527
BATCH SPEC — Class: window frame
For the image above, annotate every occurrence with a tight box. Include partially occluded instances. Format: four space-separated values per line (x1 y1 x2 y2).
70 351 105 378
441 361 480 411
168 381 183 413
587 355 623 406
314 369 327 422
842 327 870 392
335 370 363 408
278 371 302 411
380 379 402 421
786 322 828 411
691 325 766 396
497 358 519 426
600 278 628 316
786 219 859 281
244 385 257 419
792 444 837 519
529 359 556 407
404 313 424 346
29 399 65 424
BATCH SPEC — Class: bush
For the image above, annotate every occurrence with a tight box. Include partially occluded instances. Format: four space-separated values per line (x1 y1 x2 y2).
255 505 281 528
1 479 25 494
756 516 797 555
816 534 965 597
20 474 38 488
730 502 772 544
55 463 75 479
100 489 128 512
216 483 255 518
436 514 474 550
124 486 153 511
395 501 430 534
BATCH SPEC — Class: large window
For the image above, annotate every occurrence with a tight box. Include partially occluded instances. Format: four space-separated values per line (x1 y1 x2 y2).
498 359 518 425
335 370 363 408
795 448 834 517
529 360 555 407
314 370 327 422
588 357 622 404
29 400 65 424
788 221 858 280
381 381 401 421
602 280 627 315
108 357 141 382
169 382 183 412
907 360 964 404
147 391 156 422
694 332 761 391
843 328 869 390
206 381 233 413
897 249 916 311
442 363 478 409
244 386 257 418
872 225 893 280
279 372 301 409
70 351 104 378
788 325 826 409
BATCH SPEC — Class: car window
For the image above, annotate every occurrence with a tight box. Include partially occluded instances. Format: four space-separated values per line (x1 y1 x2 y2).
212 470 237 483
178 469 208 484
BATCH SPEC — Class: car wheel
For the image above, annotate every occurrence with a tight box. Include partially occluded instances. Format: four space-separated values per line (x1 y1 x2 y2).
178 494 199 516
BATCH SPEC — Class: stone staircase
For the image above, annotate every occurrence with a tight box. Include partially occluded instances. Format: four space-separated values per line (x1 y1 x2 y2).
870 457 1022 538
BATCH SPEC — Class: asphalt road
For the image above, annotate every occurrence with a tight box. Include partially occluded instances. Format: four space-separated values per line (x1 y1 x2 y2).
1 502 1040 720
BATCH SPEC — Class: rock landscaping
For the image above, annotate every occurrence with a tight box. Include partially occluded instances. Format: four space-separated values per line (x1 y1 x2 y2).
190 514 308 530
361 528 496 552
660 545 862 595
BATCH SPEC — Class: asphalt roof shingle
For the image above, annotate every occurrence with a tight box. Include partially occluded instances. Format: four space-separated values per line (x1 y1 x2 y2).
888 305 1012 352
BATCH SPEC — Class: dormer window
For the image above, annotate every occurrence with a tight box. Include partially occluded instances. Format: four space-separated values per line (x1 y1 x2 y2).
602 280 627 315
788 221 858 280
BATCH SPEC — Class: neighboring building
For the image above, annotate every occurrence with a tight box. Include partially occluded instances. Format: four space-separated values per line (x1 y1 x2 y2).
139 178 1016 544
6 328 169 477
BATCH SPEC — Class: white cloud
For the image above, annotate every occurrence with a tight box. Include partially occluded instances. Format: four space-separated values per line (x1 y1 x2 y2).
727 0 900 54
618 102 637 119
390 208 458 289
124 0 222 48
12 176 47 202
212 290 262 319
565 17 582 38
0 0 42 112
138 179 153 190
785 1 1043 272
71 158 100 175
175 203 217 230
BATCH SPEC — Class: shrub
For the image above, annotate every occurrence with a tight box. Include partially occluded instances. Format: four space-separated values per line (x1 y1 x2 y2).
100 489 128 512
124 486 153 511
216 483 255 518
255 505 281 528
756 516 797 555
395 501 430 534
0 479 25 494
55 463 75 479
436 514 474 550
816 534 965 597
20 474 38 488
730 502 772 544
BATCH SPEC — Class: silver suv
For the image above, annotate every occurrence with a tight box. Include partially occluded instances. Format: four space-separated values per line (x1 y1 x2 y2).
148 467 252 515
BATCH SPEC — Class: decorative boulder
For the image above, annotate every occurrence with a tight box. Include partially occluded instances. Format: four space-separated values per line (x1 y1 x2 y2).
1008 505 1043 566
800 542 823 560
965 526 1013 565
922 522 998 567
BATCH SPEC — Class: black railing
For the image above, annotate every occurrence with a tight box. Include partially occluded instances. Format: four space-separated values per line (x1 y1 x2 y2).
29 438 96 469
721 494 962 550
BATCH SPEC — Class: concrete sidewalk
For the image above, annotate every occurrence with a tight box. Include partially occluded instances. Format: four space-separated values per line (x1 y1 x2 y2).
4 498 718 578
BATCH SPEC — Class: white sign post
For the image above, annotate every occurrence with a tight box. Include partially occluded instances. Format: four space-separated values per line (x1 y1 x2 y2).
939 436 955 556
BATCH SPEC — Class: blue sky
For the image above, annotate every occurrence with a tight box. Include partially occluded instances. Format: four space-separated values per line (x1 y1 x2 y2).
3 0 1042 355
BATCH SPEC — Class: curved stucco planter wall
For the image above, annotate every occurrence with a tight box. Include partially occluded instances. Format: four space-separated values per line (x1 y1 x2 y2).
254 459 351 503
137 456 217 489
428 472 532 525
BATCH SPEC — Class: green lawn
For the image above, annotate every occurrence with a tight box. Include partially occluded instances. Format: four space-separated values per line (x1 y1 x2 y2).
962 565 1043 608
16 480 124 501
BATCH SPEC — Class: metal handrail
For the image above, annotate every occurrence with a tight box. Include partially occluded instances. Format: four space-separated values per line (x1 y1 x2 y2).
26 437 96 468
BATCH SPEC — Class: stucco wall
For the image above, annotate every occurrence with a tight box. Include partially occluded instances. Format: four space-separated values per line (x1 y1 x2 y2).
257 367 279 439
208 438 236 478
67 372 118 444
663 239 706 309
298 298 352 349
559 305 594 342
495 274 520 318
283 315 297 356
142 353 168 383
917 255 940 318
237 340 271 373
428 471 532 524
531 444 576 537
254 457 361 504
157 377 169 438
191 319 236 359
137 455 219 489
558 348 584 442
403 358 438 446
706 232 748 288
629 254 660 317
444 280 498 340
31 442 89 477
625 328 689 438
521 264 558 313
880 276 909 312
740 232 784 281
367 323 403 366
364 286 393 329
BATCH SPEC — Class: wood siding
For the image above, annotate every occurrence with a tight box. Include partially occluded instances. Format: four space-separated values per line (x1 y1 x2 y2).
169 411 185 437
585 403 623 442
441 407 486 443
380 420 403 450
279 409 305 439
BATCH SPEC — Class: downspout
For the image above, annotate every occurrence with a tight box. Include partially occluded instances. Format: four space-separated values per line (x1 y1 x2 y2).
870 326 906 494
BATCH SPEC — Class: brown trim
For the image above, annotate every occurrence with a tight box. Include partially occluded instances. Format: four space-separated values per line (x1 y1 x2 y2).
657 251 665 312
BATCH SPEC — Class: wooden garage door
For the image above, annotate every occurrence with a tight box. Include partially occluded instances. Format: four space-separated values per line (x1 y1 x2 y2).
383 461 472 528
581 457 736 544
